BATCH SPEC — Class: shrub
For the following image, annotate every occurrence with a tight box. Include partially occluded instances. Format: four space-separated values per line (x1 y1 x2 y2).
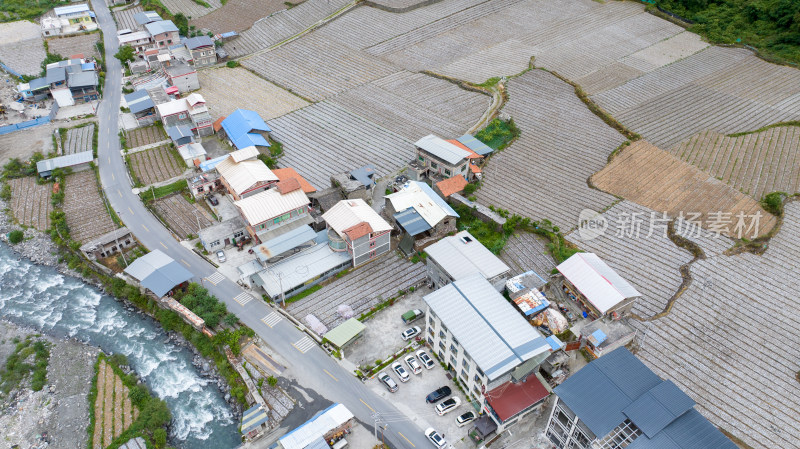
267 376 278 387
8 230 24 244
153 428 167 448
463 183 477 194
226 60 240 68
761 191 785 216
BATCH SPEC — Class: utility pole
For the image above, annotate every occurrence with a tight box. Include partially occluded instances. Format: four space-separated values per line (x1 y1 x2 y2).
371 412 381 442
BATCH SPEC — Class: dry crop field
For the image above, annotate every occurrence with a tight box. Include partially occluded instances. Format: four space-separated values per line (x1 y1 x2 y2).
227 0 352 57
591 140 778 237
328 71 489 140
160 0 222 19
8 177 52 230
631 201 800 449
0 21 46 76
152 195 214 238
287 254 426 328
46 33 101 59
267 101 413 188
190 0 286 34
197 67 308 121
129 145 186 186
669 127 800 200
113 5 142 31
62 124 95 155
591 46 800 148
63 171 117 243
93 359 138 449
474 70 622 230
498 232 555 279
126 125 168 149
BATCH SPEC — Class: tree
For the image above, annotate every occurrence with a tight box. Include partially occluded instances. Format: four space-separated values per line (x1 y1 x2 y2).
153 428 167 448
114 45 135 64
8 230 24 244
223 313 239 327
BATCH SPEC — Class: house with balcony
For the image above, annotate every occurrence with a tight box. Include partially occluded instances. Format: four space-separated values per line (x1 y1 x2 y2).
424 275 552 433
165 62 199 93
234 178 312 243
424 230 511 291
117 30 152 53
408 135 483 182
556 253 642 319
546 347 737 449
42 3 97 36
215 147 279 201
155 93 213 137
144 20 179 50
322 199 392 267
184 36 216 67
385 181 458 254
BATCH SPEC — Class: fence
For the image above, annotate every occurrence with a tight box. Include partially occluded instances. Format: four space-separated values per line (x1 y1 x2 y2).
0 62 23 80
0 116 51 136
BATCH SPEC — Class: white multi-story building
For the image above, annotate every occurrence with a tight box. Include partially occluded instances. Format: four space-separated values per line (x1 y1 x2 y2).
424 230 511 291
423 275 552 431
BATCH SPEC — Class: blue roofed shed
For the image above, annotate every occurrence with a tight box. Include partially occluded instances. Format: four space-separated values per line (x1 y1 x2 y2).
124 89 155 114
253 224 317 262
166 125 194 146
349 164 376 188
240 404 269 440
220 109 271 150
457 134 494 156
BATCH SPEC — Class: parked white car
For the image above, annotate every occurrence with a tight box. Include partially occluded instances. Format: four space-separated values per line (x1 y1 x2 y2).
391 362 410 382
424 427 447 448
404 354 422 374
416 350 435 369
435 397 461 416
456 411 477 427
401 326 421 341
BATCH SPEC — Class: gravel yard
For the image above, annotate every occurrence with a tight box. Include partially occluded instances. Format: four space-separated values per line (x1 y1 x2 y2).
286 253 427 329
190 0 286 34
46 33 102 60
125 125 168 149
632 201 800 449
128 145 187 186
113 5 142 31
8 176 53 230
0 21 46 76
474 70 622 230
499 231 555 278
197 67 308 121
62 170 117 243
152 194 214 239
62 124 95 155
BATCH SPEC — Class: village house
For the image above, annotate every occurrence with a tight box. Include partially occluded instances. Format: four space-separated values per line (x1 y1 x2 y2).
546 347 737 449
144 20 179 50
275 403 355 449
215 147 279 200
123 89 156 125
322 199 393 267
272 167 316 194
17 78 50 101
155 93 213 137
132 11 161 29
41 58 99 107
424 274 552 433
184 36 216 67
166 124 194 146
117 30 152 53
424 230 511 291
79 227 135 260
176 142 207 167
384 180 458 253
219 109 271 151
408 135 482 182
434 174 468 198
165 62 199 93
198 216 247 252
234 179 312 243
42 3 97 36
556 253 642 319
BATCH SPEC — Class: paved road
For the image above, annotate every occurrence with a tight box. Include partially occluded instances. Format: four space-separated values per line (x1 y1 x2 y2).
89 2 430 448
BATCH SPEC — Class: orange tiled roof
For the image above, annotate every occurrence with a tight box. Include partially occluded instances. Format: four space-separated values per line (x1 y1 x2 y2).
436 175 468 197
470 164 482 174
343 221 373 241
213 116 226 132
276 177 301 194
272 167 316 194
446 139 482 159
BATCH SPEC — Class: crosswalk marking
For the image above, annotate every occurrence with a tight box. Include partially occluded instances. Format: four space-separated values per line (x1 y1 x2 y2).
205 272 225 286
292 336 315 354
233 292 254 306
260 312 282 328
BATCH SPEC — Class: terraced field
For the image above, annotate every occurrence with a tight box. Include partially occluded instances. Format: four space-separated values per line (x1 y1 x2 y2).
8 177 52 230
0 21 46 76
228 0 353 57
498 232 555 279
474 70 622 230
62 124 95 155
113 5 143 31
287 254 426 328
129 145 186 186
197 67 308 120
191 0 286 34
669 127 800 200
328 71 489 140
63 171 116 243
591 140 778 238
126 125 168 149
160 0 222 19
632 201 800 449
93 359 138 449
267 101 413 187
242 33 400 101
152 195 213 238
592 46 800 148
46 33 101 59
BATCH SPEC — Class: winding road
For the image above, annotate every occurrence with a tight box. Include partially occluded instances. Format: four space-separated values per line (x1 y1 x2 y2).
89 1 429 447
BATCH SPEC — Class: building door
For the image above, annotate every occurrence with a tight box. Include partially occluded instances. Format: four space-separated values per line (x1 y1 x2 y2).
224 238 230 246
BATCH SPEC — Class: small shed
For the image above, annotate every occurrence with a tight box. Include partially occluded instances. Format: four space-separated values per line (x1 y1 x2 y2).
167 124 194 146
176 142 206 167
123 249 193 297
241 404 270 441
323 318 366 350
36 151 93 177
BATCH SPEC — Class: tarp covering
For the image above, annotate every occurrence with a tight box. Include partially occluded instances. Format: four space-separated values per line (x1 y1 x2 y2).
305 314 328 336
337 304 354 319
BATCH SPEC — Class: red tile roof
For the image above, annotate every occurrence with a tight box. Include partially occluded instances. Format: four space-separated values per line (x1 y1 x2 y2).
276 177 301 194
436 175 468 197
213 116 226 132
272 167 316 194
485 374 550 422
470 164 482 174
342 221 373 241
447 139 483 159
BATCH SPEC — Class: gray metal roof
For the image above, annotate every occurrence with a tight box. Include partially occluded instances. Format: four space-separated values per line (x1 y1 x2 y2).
123 249 193 297
28 77 49 90
424 230 510 281
67 70 97 88
554 348 737 448
254 224 317 262
423 275 550 380
36 151 93 174
124 89 155 114
145 20 178 36
415 134 471 165
133 11 161 25
198 216 245 243
348 164 375 188
393 207 431 236
46 66 66 84
184 35 214 50
457 134 493 156
167 125 193 142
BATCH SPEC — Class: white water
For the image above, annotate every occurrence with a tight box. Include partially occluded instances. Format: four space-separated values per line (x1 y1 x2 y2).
0 244 240 448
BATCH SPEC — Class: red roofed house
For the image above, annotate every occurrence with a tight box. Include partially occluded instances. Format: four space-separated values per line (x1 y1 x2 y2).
446 139 484 181
272 167 316 194
435 174 468 198
322 199 393 267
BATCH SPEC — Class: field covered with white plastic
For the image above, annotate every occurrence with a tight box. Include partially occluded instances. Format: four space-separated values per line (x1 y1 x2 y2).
160 0 222 19
633 201 800 449
474 70 623 230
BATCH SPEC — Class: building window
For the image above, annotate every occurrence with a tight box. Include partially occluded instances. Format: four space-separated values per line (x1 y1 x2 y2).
439 330 446 339
438 341 445 352
444 169 451 176
428 327 434 337
449 344 458 356
431 162 438 169
449 355 457 367
427 337 433 345
418 155 424 162
461 164 466 172
462 360 470 371
461 370 468 382
233 230 245 238
596 419 641 449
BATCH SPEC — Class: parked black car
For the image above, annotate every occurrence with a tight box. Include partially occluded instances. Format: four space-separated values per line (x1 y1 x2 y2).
425 386 452 403
208 195 219 206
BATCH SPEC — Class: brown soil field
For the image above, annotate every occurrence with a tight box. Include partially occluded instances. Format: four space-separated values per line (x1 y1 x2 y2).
9 176 53 230
126 125 167 149
62 171 117 243
669 126 800 200
129 145 186 186
46 33 101 59
190 0 288 34
153 194 214 238
591 140 778 238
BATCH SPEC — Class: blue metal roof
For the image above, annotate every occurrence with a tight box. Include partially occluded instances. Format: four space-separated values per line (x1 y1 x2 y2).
221 109 271 150
220 31 238 38
349 164 375 187
145 20 178 36
590 329 607 345
124 89 155 114
413 181 458 218
123 249 193 297
457 134 493 156
623 380 695 438
184 35 214 50
28 77 48 90
199 155 227 172
166 125 193 142
254 225 317 262
626 408 738 449
546 335 564 351
394 207 431 236
240 404 270 435
230 132 269 150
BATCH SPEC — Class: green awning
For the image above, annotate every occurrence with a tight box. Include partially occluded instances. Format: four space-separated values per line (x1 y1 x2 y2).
323 318 366 348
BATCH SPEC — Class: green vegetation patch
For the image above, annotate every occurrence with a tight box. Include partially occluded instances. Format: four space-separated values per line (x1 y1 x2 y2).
142 179 188 202
0 0 69 23
174 283 231 328
475 118 520 151
0 335 51 397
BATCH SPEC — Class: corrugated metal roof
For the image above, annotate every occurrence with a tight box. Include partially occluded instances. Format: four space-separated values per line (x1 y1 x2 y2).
216 158 277 196
556 253 641 314
254 224 316 262
184 35 214 49
626 408 738 449
622 380 695 438
322 199 392 238
279 403 354 449
457 134 494 156
123 249 193 297
424 230 510 281
231 132 269 150
37 151 93 174
156 98 189 117
28 77 48 90
133 11 161 25
323 318 366 348
67 70 97 88
221 109 271 150
254 242 350 298
145 20 178 36
199 155 227 172
167 125 193 142
348 164 375 187
393 208 431 236
415 134 471 165
241 404 269 435
177 142 206 160
46 66 65 84
423 275 550 380
118 31 151 44
229 146 259 163
234 187 309 226
386 181 457 228
54 3 90 16
124 89 154 114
